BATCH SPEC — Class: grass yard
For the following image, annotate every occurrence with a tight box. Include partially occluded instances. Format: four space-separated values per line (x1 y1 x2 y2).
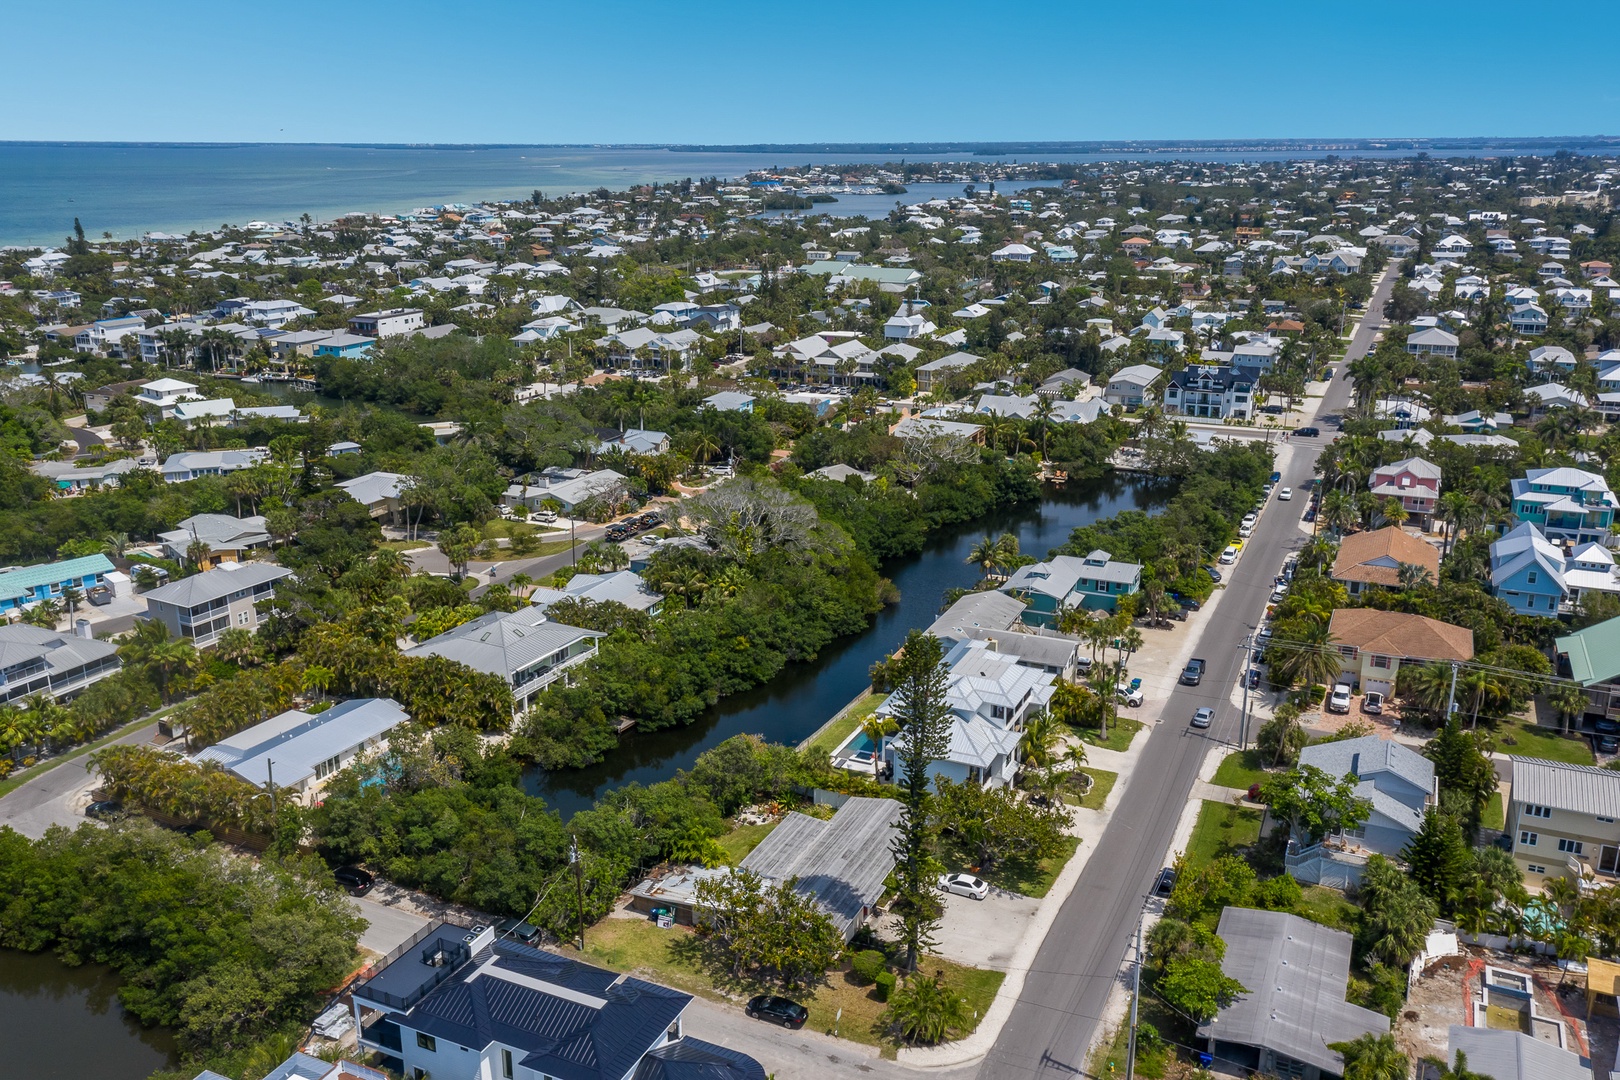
1074 768 1118 811
942 834 1082 900
379 539 430 552
802 691 886 754
1182 800 1263 871
1483 791 1506 832
1294 885 1359 932
1211 749 1269 790
1088 994 1184 1080
581 917 1002 1055
1499 720 1594 766
1075 717 1142 753
715 821 778 864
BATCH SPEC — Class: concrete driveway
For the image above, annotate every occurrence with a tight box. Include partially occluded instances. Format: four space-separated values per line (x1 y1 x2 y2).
932 888 1043 972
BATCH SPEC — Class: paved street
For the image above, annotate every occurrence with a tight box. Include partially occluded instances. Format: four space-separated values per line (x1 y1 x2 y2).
0 720 159 838
976 266 1396 1080
403 520 606 598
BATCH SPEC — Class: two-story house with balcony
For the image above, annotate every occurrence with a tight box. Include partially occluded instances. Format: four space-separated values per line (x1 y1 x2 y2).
1490 521 1568 617
348 307 424 337
0 623 122 704
1162 364 1252 421
140 562 292 647
1326 608 1474 698
1405 326 1460 358
405 607 603 715
1507 757 1620 888
1368 457 1442 528
351 923 764 1080
878 636 1055 790
1511 467 1618 548
136 377 203 419
1000 551 1142 621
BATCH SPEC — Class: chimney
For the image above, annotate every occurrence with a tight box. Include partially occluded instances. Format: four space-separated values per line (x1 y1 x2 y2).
985 637 997 652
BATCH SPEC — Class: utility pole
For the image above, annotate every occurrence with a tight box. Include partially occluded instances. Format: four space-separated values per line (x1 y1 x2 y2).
265 758 277 817
1125 912 1145 1080
1446 661 1460 725
1239 632 1256 750
570 835 586 952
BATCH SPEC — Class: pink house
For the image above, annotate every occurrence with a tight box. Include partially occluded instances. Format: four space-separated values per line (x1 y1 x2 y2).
1369 457 1442 527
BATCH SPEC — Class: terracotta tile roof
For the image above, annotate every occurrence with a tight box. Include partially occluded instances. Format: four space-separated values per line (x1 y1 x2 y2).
1328 608 1473 662
1330 527 1440 587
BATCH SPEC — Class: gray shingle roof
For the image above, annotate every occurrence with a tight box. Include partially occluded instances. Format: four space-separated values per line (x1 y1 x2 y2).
1448 1025 1591 1080
0 623 120 682
1509 757 1620 819
1297 736 1435 795
1198 908 1389 1075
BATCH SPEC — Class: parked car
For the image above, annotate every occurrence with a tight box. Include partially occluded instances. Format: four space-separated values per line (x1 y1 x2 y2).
1168 593 1200 612
1117 686 1145 708
1219 546 1238 564
1295 426 1321 437
1601 735 1620 754
535 509 559 524
1327 684 1353 714
1361 692 1384 716
1278 487 1293 501
746 995 809 1029
1203 565 1222 583
938 872 990 900
1191 707 1215 729
1180 658 1206 686
1076 656 1094 676
333 866 374 896
1269 472 1282 485
498 918 541 945
85 799 123 820
1246 668 1262 690
1166 605 1187 622
1270 586 1288 604
1238 523 1254 539
1302 508 1317 523
1154 867 1177 896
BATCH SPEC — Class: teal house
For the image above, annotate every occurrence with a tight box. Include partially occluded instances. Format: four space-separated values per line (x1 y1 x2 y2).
1000 550 1141 624
0 555 116 614
1511 466 1617 548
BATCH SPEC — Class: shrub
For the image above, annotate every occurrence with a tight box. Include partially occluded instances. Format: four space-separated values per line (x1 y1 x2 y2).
874 970 897 1001
851 950 887 985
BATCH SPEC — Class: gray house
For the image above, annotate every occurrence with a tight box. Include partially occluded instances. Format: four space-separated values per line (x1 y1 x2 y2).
1448 1026 1590 1080
0 624 122 704
140 562 292 647
1199 908 1389 1080
405 607 603 714
1296 735 1437 856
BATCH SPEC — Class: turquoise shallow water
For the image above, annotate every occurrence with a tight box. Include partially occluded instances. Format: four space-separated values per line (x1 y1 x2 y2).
4 141 1602 248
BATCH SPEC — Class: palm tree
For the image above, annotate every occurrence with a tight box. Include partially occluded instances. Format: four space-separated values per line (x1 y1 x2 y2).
1270 620 1342 693
21 599 62 630
1019 712 1062 774
688 429 721 466
1320 489 1356 536
1548 683 1591 733
1397 561 1434 591
101 532 130 559
302 665 334 703
966 536 999 580
992 533 1022 577
1398 661 1454 719
1330 1033 1410 1080
1436 490 1472 556
1457 668 1505 729
185 538 213 571
860 713 897 779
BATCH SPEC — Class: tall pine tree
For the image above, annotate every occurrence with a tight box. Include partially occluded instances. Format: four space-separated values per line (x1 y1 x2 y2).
887 630 953 971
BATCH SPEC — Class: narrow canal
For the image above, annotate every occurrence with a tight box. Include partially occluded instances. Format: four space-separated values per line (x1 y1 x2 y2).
525 474 1172 817
0 949 179 1080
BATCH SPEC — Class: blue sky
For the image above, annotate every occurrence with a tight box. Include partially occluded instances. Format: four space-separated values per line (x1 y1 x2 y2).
10 0 1617 144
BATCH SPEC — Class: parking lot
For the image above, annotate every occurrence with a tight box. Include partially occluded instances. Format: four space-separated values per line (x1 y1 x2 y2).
877 886 1041 972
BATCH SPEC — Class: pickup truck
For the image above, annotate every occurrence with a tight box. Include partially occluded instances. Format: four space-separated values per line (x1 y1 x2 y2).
1180 658 1206 686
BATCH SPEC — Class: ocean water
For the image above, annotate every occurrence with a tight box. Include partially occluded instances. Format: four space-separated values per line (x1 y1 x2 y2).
2 142 1611 249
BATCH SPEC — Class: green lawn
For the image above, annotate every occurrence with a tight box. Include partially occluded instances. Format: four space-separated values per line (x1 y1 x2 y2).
1075 717 1142 753
802 691 887 754
1294 885 1359 932
1183 801 1263 870
581 918 1002 1055
1211 749 1269 790
716 821 778 864
1500 720 1594 766
1073 768 1118 811
940 834 1081 900
1482 791 1506 832
379 539 430 552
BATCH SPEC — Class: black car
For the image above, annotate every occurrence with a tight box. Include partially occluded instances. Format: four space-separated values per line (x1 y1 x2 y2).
746 995 808 1029
1154 867 1177 896
333 865 375 897
1202 565 1222 583
1166 606 1187 622
1303 509 1317 523
1169 593 1200 612
1246 668 1262 690
1295 426 1321 438
85 799 123 820
1597 718 1620 736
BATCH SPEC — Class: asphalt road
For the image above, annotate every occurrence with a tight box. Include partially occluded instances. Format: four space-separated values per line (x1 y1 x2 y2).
0 720 159 838
976 266 1396 1080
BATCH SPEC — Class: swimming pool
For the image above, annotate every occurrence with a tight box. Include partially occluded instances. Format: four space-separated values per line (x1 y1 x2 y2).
840 731 877 762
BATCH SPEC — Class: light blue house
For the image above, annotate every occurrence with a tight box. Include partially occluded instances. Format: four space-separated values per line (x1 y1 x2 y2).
0 555 116 613
1490 521 1567 617
1296 735 1437 862
311 332 375 358
1000 550 1142 622
1511 466 1618 548
703 390 755 413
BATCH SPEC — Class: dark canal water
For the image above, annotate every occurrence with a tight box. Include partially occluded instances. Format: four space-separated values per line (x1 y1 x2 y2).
0 949 179 1080
525 474 1171 817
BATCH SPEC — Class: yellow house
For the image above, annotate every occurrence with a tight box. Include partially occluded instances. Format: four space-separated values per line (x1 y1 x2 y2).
1507 757 1620 889
1326 608 1474 698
